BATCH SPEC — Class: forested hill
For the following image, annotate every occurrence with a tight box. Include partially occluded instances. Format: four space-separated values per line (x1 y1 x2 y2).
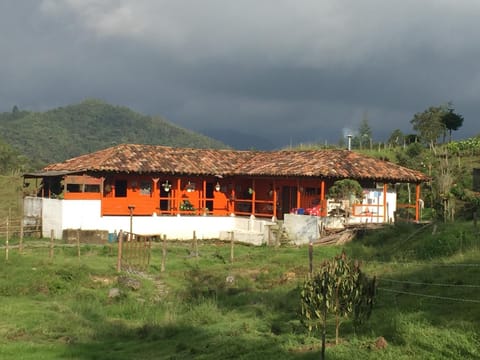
0 99 228 170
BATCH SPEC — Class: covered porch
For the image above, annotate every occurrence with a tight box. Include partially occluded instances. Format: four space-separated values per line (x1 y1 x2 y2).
26 171 424 223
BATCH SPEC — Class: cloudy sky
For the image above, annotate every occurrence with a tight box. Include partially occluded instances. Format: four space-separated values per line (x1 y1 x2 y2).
1 1 479 149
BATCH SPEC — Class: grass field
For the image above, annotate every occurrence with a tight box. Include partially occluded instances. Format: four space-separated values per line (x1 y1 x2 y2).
0 176 23 219
0 221 479 359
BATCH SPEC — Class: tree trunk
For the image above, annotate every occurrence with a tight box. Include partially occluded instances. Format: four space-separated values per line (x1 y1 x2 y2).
336 313 340 345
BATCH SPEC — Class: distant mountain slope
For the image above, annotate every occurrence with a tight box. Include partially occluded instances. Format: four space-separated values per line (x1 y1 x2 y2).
0 99 228 169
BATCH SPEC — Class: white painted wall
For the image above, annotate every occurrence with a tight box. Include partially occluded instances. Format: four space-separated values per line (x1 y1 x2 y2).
42 198 63 238
25 189 399 244
26 197 241 240
349 189 397 224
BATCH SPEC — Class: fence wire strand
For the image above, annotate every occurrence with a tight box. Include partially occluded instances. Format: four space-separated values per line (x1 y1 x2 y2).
378 277 480 288
377 287 480 304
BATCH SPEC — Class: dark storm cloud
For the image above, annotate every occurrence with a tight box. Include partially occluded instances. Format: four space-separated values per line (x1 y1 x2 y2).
1 0 479 149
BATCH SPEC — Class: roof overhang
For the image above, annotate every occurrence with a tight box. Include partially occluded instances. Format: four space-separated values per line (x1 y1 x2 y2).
23 170 84 178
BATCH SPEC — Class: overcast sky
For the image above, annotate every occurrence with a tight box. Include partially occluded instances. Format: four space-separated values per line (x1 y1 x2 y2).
1 1 479 149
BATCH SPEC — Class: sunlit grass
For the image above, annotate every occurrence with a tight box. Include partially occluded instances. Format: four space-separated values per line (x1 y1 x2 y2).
0 222 479 359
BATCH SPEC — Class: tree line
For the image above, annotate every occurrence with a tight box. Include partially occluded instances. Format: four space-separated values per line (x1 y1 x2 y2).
344 103 465 151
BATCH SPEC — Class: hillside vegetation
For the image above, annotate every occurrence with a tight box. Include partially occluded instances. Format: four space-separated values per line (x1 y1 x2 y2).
0 99 228 170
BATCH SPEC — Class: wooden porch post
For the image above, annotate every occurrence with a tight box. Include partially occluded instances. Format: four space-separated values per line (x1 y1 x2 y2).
202 179 206 212
230 181 236 215
296 179 301 210
152 178 159 214
415 183 421 222
273 179 277 219
152 178 159 197
320 180 326 216
251 179 256 215
383 183 388 222
176 178 181 216
100 177 105 216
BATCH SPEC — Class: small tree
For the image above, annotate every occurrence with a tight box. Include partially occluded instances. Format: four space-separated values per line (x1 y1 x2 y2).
300 252 376 359
328 179 363 201
358 114 373 150
387 129 404 148
410 105 447 149
441 108 464 143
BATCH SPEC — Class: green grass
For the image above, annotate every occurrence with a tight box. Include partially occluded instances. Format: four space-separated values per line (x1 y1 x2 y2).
0 175 23 218
0 222 479 359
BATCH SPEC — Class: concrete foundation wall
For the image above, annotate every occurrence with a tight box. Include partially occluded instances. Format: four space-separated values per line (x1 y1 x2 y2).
26 197 246 241
25 195 396 245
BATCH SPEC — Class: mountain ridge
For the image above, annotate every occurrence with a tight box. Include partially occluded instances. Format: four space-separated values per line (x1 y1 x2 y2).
0 99 228 170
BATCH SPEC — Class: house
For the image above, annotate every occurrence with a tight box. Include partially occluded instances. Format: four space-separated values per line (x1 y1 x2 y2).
23 144 429 245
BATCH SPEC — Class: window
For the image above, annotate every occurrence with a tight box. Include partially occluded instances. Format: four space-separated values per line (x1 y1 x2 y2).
66 184 81 193
85 184 100 193
140 181 152 195
115 180 127 197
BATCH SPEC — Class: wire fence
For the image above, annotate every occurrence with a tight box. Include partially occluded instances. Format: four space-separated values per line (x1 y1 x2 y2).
0 216 42 239
377 277 480 288
377 287 480 304
2 216 479 304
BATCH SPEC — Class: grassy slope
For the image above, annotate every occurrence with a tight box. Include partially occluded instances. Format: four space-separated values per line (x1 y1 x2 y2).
0 223 479 360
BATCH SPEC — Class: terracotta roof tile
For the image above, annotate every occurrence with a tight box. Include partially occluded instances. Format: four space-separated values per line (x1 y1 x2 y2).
44 144 256 175
236 149 429 182
43 144 429 183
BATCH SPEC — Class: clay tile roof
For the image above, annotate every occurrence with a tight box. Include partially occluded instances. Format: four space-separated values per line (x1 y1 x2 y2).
43 144 257 175
235 149 429 183
42 144 429 183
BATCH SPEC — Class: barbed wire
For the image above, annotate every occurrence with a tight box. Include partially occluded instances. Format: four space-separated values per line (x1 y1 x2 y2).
377 277 480 288
363 260 480 267
377 287 480 304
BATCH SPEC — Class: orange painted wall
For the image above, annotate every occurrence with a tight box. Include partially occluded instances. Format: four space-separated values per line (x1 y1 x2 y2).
64 174 334 218
102 175 158 215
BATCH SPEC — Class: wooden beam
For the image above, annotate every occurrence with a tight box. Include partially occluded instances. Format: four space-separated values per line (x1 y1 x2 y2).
383 183 388 222
415 183 421 222
273 179 277 219
320 180 326 216
176 178 181 216
230 180 236 215
152 178 159 198
296 179 301 210
251 179 256 215
202 179 206 211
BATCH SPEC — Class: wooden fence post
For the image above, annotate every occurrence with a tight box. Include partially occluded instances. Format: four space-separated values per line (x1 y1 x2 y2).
117 230 123 272
19 219 24 254
192 230 198 257
76 230 81 259
161 234 167 272
230 231 234 263
5 216 9 261
49 229 54 259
